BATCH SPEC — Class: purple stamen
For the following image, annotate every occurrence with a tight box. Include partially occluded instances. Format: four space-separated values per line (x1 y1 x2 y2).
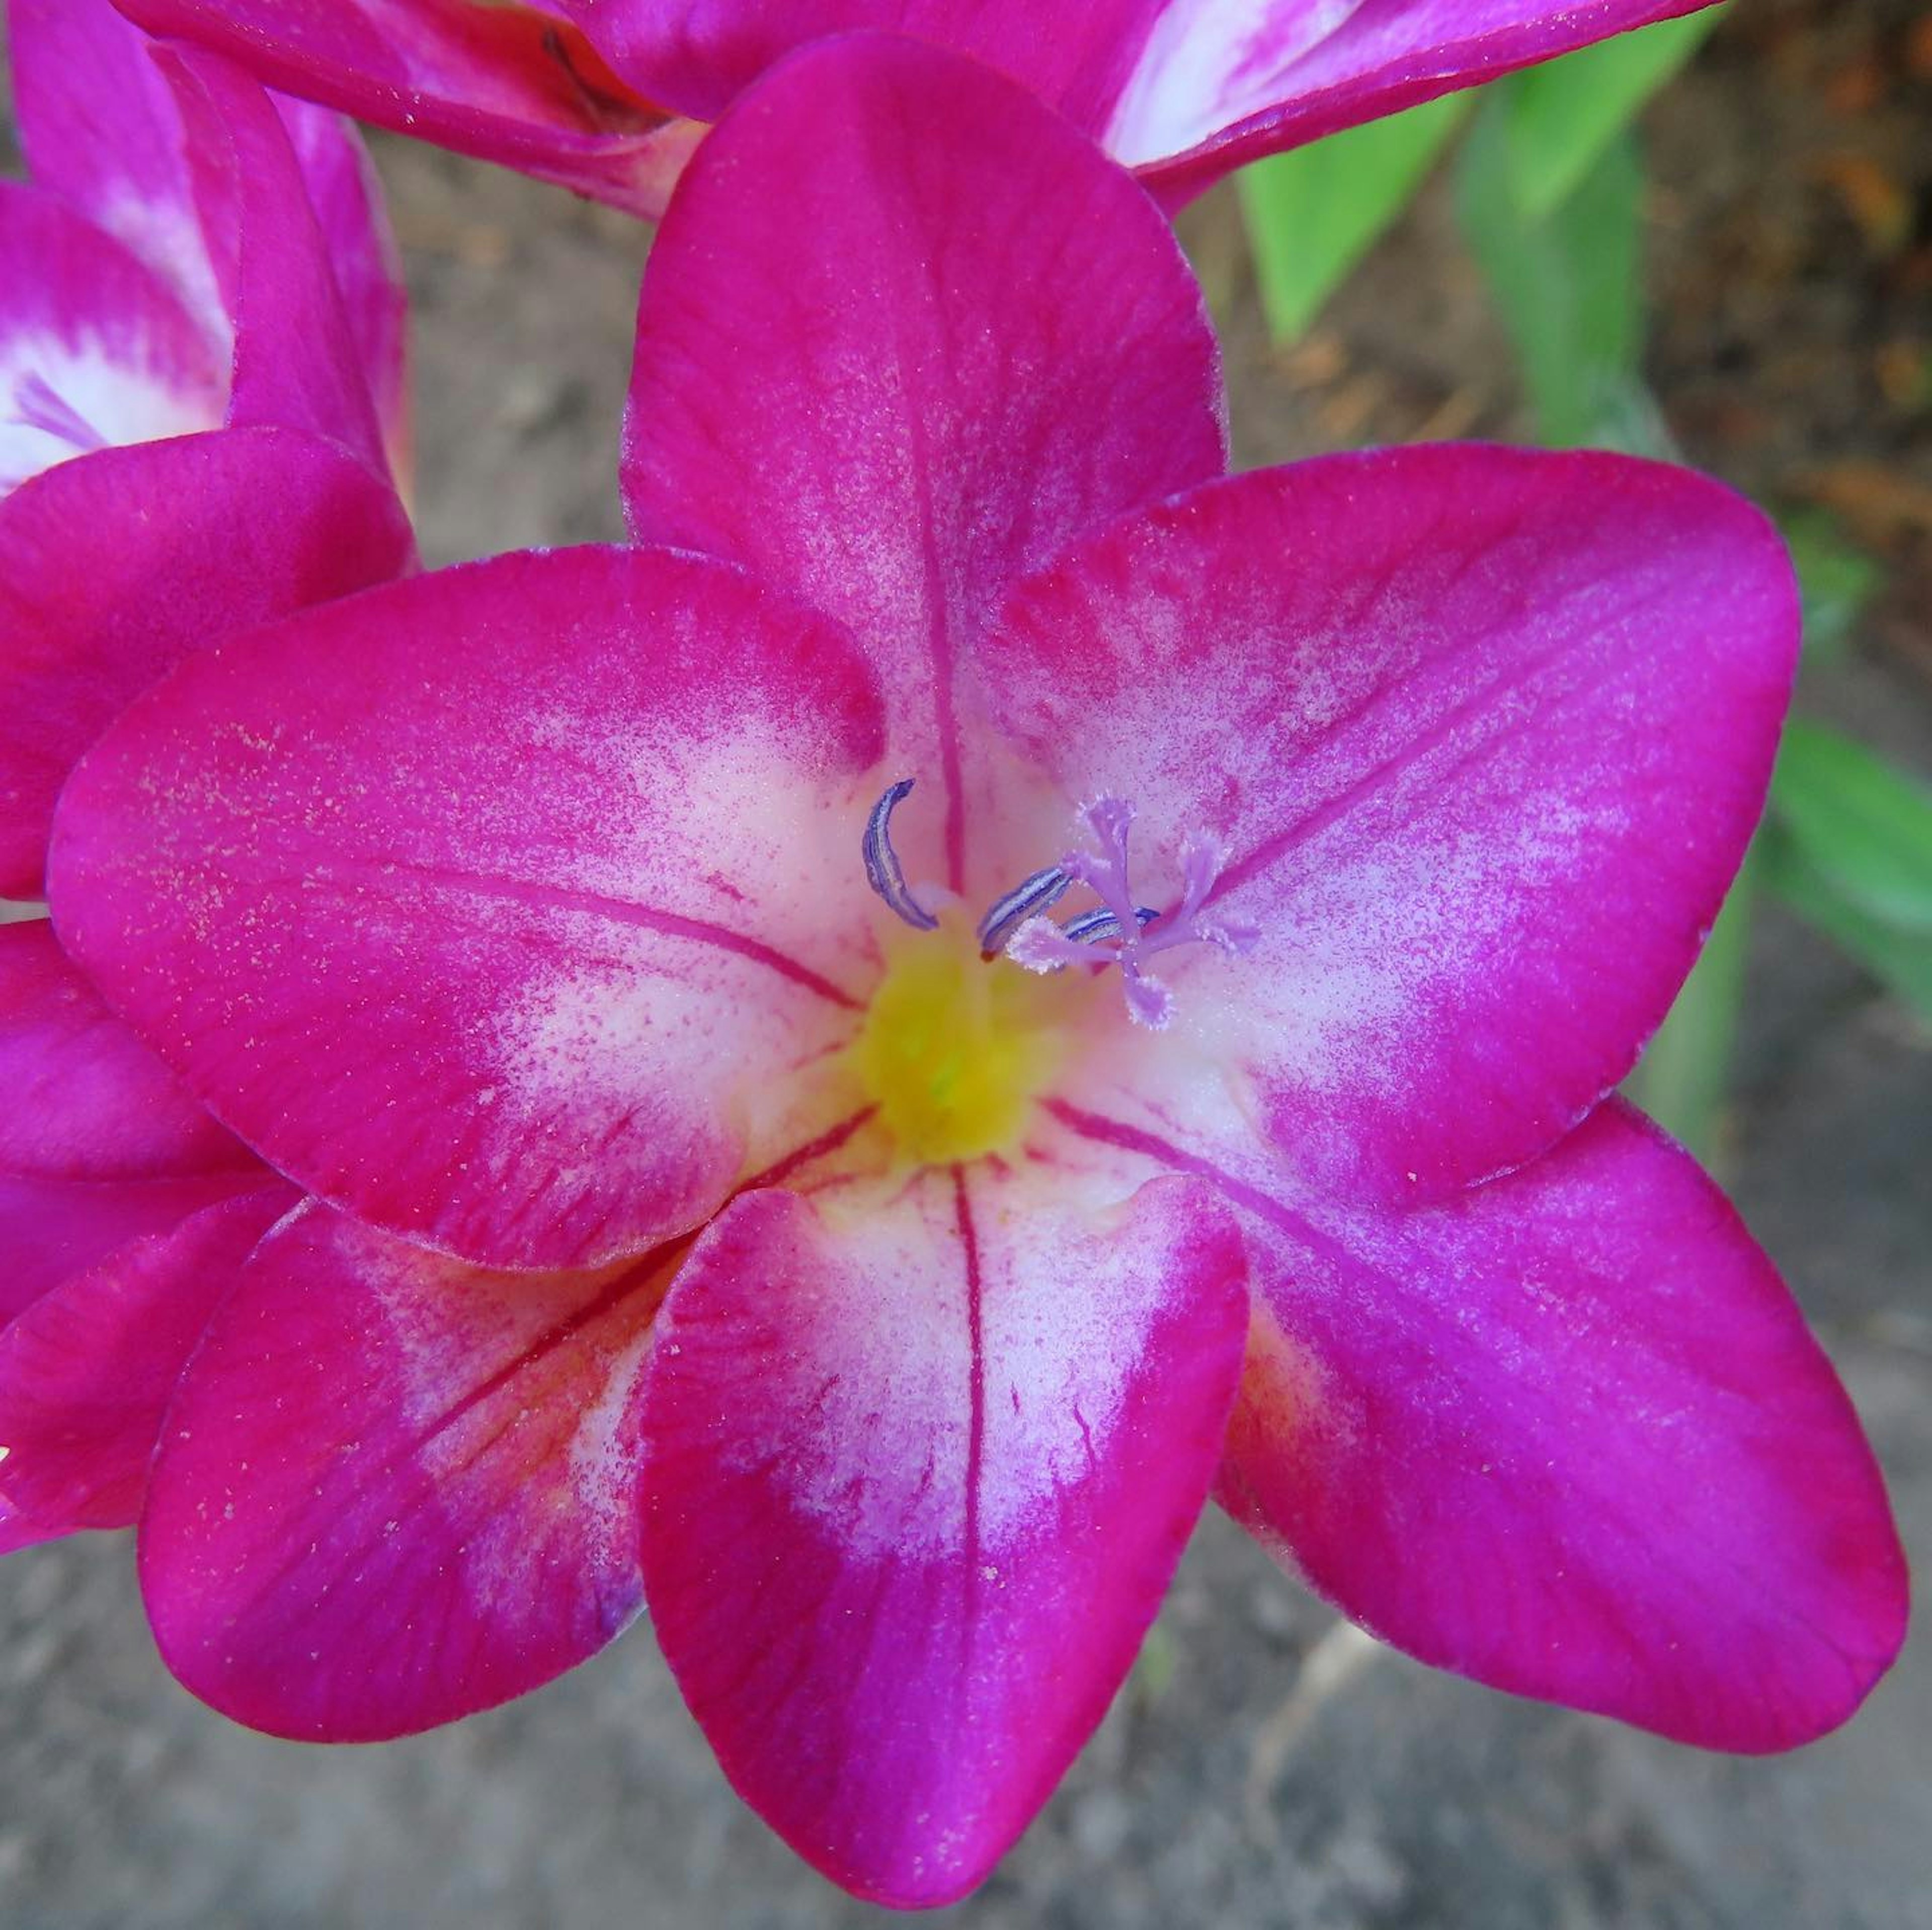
10 372 108 455
976 864 1071 958
1003 797 1257 1030
862 779 939 932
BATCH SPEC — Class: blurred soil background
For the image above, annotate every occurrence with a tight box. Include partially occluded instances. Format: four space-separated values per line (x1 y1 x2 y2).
3 1 1929 1924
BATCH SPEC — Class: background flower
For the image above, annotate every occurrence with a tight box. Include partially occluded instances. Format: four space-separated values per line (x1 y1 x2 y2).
110 0 1721 214
0 0 415 899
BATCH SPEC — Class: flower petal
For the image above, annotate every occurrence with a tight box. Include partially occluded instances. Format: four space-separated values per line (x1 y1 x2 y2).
9 0 227 338
0 425 415 898
1118 0 1717 206
159 49 391 478
0 1169 280 1327
274 98 412 479
639 1166 1247 1906
987 448 1798 1203
0 1182 294 1545
1057 1095 1907 1750
0 921 251 1178
50 546 886 1270
557 0 1160 127
138 1201 673 1739
622 32 1225 894
114 0 702 218
0 182 225 499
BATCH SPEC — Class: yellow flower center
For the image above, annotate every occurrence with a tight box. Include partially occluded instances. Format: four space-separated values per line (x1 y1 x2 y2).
849 913 1082 1166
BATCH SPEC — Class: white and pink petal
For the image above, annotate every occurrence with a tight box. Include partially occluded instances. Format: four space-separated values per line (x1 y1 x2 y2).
51 546 886 1271
639 1165 1246 1906
986 448 1798 1203
137 1201 672 1738
1120 0 1717 204
622 33 1225 897
1049 1095 1908 1751
0 183 225 499
9 0 228 340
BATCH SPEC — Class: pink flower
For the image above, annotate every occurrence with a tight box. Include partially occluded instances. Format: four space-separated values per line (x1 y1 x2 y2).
0 1 411 1549
36 36 1904 1909
113 0 1719 215
1 0 415 898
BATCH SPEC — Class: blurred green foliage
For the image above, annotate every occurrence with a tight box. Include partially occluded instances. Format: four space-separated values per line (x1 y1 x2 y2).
1237 94 1470 345
1783 510 1883 666
1455 110 1644 447
1499 8 1724 218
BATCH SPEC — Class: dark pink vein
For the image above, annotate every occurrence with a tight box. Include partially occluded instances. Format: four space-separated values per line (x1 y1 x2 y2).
319 854 861 1008
1044 1097 1338 1259
1210 573 1683 910
738 1107 877 1194
907 369 967 894
409 1107 879 1455
952 1164 987 1626
864 100 969 894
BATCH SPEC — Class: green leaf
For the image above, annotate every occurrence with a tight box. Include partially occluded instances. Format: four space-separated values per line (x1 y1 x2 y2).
1771 721 1932 930
1762 824 1932 1022
1780 510 1881 664
1456 104 1643 446
1237 93 1470 345
1503 8 1724 218
1626 850 1754 1169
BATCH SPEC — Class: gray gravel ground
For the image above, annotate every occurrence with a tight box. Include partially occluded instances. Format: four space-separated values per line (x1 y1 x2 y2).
3 73 1929 1930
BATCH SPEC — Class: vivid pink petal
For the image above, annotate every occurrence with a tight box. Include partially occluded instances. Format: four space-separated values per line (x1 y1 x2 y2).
51 546 886 1271
622 33 1225 894
138 1201 673 1739
1121 1 1716 206
558 0 1160 127
639 1167 1247 1906
275 99 412 479
0 921 251 1178
1193 1099 1906 1752
987 448 1797 1204
0 183 225 498
0 1169 278 1325
0 425 415 898
0 1182 294 1544
114 0 702 218
8 0 227 338
159 49 390 478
